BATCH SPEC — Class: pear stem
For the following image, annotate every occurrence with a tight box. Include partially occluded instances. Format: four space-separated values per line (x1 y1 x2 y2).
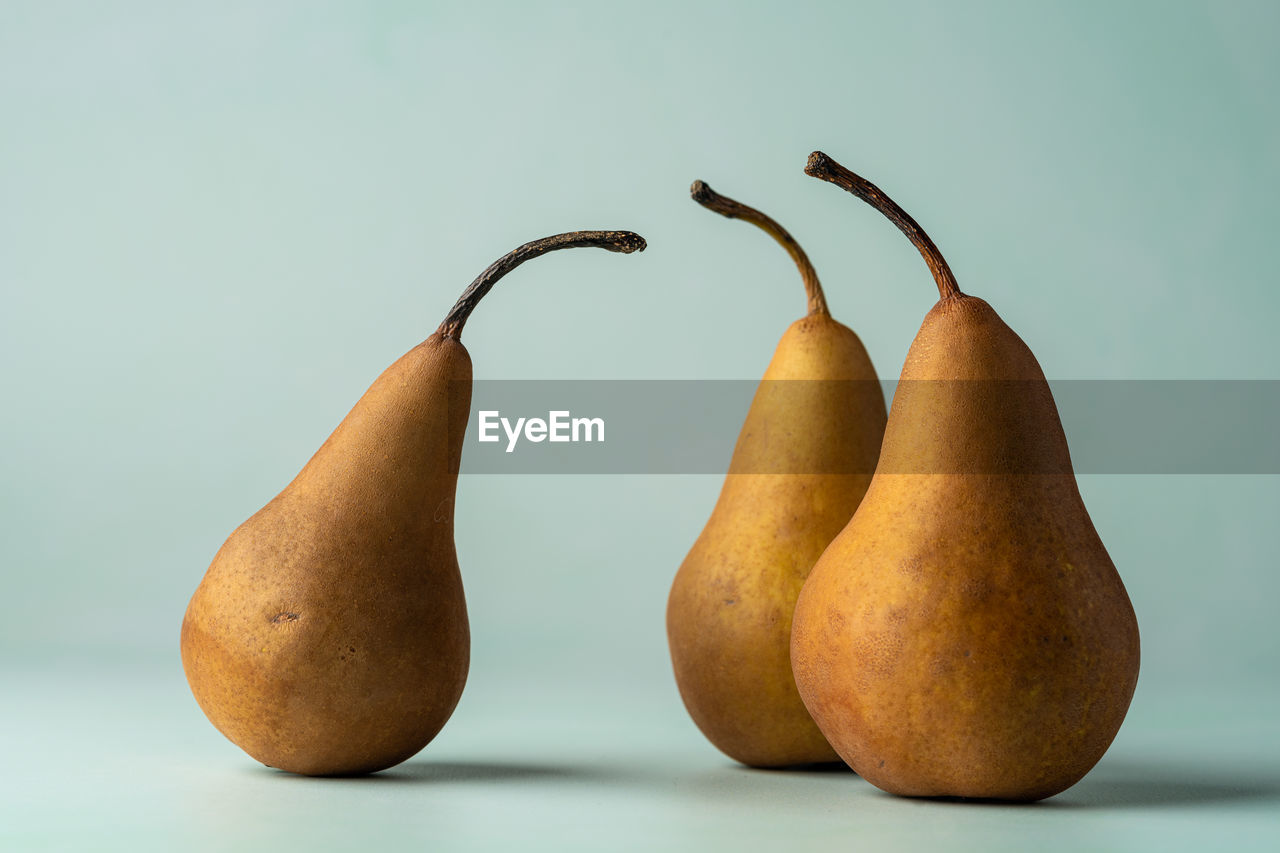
437 231 646 339
804 152 962 301
690 180 829 316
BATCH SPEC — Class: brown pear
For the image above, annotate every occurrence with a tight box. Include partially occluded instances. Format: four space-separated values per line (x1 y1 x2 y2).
791 152 1139 801
667 181 887 767
181 231 646 776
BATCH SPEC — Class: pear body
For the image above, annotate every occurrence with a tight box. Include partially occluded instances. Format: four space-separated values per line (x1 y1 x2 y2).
791 297 1139 800
181 333 472 776
668 315 886 767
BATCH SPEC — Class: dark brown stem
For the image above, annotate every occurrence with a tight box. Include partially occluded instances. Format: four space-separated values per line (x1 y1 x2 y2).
690 180 829 316
437 231 646 339
804 152 962 301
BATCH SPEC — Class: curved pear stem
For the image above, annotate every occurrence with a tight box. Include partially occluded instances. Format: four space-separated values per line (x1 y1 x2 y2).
437 231 647 339
690 180 829 316
804 152 962 301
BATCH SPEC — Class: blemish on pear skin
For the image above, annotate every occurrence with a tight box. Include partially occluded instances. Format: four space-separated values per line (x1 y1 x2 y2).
897 556 924 579
271 612 300 624
858 632 903 676
960 576 991 600
433 499 451 523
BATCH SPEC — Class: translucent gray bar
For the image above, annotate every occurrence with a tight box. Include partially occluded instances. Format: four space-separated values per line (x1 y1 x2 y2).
451 381 1280 474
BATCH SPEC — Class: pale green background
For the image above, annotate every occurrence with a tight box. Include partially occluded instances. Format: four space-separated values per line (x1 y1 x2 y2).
2 1 1278 850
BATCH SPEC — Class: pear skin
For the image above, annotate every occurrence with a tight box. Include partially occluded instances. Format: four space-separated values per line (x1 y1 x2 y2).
667 183 886 767
790 153 1139 801
181 231 645 776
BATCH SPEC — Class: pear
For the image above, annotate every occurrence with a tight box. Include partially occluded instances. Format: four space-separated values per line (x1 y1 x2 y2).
667 181 886 767
790 152 1140 801
181 230 646 776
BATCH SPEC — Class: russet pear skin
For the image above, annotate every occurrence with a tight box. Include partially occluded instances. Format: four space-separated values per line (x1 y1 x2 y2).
668 183 886 767
181 335 472 776
790 154 1139 801
181 231 645 776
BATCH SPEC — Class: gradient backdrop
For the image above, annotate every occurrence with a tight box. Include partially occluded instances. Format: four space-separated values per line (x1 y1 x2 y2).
2 1 1277 850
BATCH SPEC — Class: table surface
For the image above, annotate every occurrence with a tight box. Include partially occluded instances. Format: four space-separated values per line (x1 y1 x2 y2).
3 662 1277 852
